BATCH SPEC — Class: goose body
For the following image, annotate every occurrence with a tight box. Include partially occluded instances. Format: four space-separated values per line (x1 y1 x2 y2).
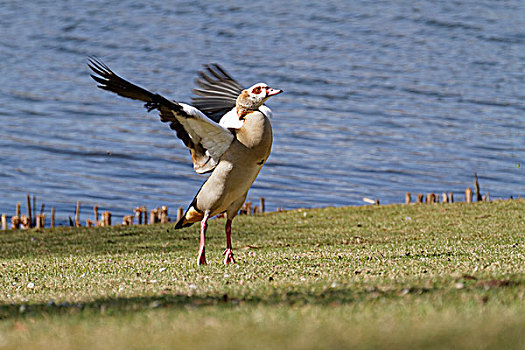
182 110 273 224
88 58 281 265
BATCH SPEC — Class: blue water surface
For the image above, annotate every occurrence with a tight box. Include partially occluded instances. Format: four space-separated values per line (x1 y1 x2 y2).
0 0 523 224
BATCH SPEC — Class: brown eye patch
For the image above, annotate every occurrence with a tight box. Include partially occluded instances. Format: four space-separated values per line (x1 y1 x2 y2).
251 86 262 94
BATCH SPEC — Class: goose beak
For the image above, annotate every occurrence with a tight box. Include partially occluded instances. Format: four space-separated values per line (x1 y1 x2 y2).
266 87 283 97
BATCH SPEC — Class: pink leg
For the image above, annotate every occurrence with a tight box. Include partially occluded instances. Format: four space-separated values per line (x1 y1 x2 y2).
223 219 236 264
197 212 209 266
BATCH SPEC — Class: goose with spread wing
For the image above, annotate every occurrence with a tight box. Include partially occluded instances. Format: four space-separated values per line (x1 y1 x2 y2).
88 58 282 265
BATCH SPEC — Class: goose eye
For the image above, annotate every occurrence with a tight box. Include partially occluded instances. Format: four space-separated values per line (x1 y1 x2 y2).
252 86 262 94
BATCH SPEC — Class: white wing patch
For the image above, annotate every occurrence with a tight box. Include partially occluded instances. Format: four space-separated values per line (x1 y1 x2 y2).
175 103 234 173
259 105 273 118
218 105 273 130
219 108 244 129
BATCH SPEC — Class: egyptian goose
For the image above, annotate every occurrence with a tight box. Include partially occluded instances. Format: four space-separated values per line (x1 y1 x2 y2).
88 58 282 265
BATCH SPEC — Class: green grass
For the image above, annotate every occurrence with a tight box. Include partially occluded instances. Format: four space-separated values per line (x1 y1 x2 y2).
0 200 524 349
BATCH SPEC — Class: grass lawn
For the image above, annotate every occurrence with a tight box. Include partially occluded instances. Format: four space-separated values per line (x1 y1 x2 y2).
0 200 523 349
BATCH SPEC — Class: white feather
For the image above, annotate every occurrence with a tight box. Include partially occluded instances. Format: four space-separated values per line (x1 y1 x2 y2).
219 108 244 129
219 105 273 130
259 105 273 118
177 103 234 161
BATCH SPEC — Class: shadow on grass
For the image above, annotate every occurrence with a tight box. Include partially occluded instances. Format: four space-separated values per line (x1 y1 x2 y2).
2 278 522 320
0 224 201 260
0 288 421 320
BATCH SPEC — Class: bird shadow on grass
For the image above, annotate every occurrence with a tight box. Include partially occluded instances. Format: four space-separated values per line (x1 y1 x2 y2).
1 278 522 321
0 288 423 320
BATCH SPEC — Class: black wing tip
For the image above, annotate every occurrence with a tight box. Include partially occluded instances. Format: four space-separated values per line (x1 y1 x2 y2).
192 62 244 119
88 63 111 88
203 62 221 70
209 63 231 78
200 63 231 82
90 74 107 84
87 56 107 68
87 56 114 79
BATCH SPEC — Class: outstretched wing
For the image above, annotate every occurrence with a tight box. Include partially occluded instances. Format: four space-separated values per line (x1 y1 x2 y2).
191 64 244 122
88 57 234 174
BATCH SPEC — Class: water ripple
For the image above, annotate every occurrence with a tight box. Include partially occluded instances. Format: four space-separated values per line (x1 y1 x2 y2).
0 0 523 224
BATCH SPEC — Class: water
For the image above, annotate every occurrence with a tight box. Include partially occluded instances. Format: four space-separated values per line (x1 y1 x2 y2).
1 0 524 225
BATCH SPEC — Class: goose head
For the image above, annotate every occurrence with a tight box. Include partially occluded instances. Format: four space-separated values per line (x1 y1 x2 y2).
236 83 282 111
